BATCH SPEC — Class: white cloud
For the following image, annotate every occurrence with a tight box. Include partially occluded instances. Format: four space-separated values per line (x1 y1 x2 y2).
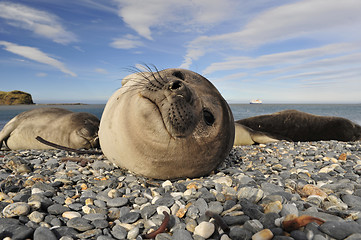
95 68 108 74
113 0 237 40
182 0 361 68
110 34 144 49
0 2 77 44
0 41 76 76
203 42 360 74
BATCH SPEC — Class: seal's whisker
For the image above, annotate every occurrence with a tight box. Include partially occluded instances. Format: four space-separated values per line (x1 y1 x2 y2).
152 65 167 84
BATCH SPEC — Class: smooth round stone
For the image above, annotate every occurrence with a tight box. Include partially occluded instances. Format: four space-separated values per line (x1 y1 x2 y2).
32 188 45 194
172 229 193 240
252 229 274 240
237 187 264 203
263 201 282 214
290 230 308 240
2 202 31 217
239 199 265 220
127 226 139 239
306 195 323 207
194 222 215 238
28 211 45 223
155 233 173 240
223 215 250 225
185 218 197 232
76 229 102 239
208 201 223 214
92 219 109 229
106 197 128 207
141 205 157 219
94 199 107 208
194 198 208 215
66 217 94 231
214 176 233 186
319 221 361 239
280 204 299 217
243 219 263 233
157 206 171 216
108 208 121 220
28 200 42 210
229 226 253 240
162 180 172 188
186 205 199 219
47 204 69 215
0 224 34 239
50 218 62 227
134 197 148 205
111 225 127 239
33 226 57 240
62 211 82 219
119 212 140 224
341 194 361 209
107 189 120 198
155 197 175 207
260 183 284 195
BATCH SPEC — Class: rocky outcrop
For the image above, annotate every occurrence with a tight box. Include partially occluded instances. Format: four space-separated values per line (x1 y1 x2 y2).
0 90 34 105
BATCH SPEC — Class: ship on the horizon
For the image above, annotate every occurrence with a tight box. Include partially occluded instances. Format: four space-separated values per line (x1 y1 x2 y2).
250 99 262 104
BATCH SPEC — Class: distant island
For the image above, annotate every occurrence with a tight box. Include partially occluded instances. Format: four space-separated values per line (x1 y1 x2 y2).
0 90 34 105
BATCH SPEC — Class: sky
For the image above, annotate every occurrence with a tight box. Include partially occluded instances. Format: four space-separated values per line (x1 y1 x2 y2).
1 0 361 104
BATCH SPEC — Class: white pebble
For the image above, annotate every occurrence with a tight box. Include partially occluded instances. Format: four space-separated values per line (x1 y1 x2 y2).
31 188 44 194
252 229 273 240
214 176 233 186
62 211 81 219
156 206 170 215
220 234 231 240
127 226 140 239
194 221 215 239
162 180 172 188
2 202 30 217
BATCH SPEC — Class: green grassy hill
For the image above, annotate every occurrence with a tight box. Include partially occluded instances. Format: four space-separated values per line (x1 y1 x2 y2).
0 90 34 105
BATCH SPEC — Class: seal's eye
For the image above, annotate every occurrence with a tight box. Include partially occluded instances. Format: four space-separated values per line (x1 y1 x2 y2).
172 71 185 80
203 109 215 126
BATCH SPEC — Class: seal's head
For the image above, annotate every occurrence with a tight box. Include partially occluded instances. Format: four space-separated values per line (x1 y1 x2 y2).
68 112 100 149
99 68 234 179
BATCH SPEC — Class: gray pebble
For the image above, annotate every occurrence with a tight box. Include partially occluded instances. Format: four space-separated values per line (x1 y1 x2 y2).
111 225 127 239
119 211 140 224
172 229 193 240
33 226 58 240
66 217 94 231
47 204 69 215
229 226 253 240
106 197 128 207
319 221 361 240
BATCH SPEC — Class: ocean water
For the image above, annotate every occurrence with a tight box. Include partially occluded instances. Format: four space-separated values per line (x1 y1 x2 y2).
0 103 360 130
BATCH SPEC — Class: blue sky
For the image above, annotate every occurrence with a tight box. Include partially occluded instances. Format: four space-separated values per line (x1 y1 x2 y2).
1 0 361 104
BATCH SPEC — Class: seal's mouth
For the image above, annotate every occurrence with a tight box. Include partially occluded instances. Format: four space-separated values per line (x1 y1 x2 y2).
141 94 194 139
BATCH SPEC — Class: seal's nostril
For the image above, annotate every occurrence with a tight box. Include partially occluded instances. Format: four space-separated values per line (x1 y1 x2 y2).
169 80 182 91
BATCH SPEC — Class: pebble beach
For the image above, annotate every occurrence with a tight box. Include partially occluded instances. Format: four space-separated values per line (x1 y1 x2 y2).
1 140 361 240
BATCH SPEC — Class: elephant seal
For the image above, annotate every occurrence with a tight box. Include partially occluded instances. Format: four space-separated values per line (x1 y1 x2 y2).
0 108 100 150
234 109 361 145
99 68 234 179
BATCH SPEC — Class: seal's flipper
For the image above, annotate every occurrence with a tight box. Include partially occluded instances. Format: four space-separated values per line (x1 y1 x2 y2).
0 119 17 149
234 123 279 146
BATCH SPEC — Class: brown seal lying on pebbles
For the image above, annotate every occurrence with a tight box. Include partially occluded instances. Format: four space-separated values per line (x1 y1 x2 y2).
0 108 100 150
234 109 361 145
99 68 235 179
